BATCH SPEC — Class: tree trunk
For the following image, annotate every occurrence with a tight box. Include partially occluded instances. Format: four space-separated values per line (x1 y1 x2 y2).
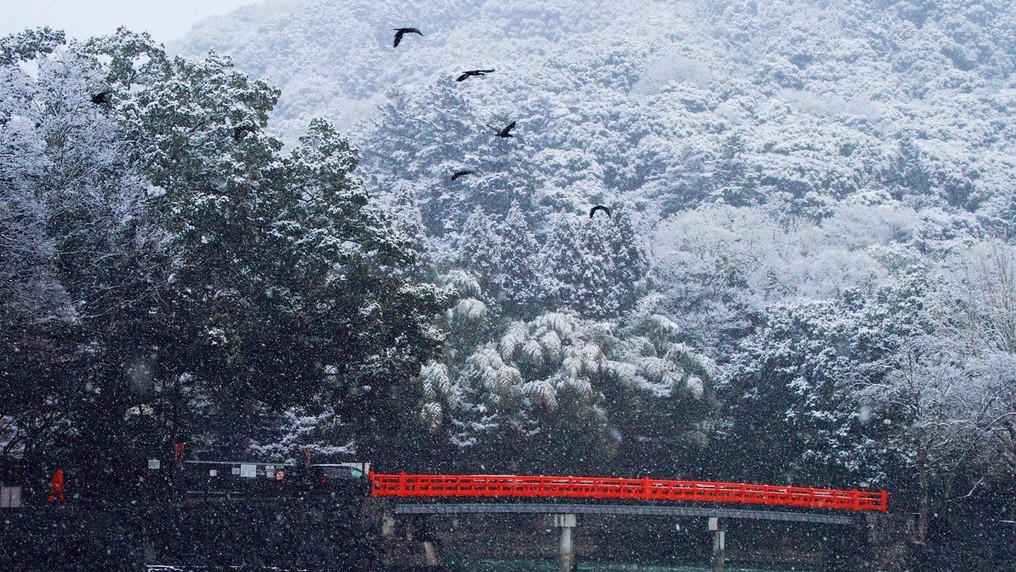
19 423 45 504
916 448 929 546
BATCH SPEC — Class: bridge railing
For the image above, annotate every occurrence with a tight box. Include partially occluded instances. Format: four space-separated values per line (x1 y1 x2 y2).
369 473 887 512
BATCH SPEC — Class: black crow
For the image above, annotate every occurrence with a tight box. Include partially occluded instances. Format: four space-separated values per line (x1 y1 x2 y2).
451 170 476 180
449 169 475 180
456 69 495 82
488 120 516 138
393 28 423 47
233 125 257 141
589 205 611 219
90 90 112 106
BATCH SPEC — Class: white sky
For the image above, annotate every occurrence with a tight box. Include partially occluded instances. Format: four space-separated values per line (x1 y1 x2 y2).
0 0 259 44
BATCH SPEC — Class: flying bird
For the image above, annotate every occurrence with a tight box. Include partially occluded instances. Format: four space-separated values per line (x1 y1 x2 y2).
393 28 423 48
488 120 516 138
451 170 477 180
456 69 495 82
589 205 611 219
90 90 112 106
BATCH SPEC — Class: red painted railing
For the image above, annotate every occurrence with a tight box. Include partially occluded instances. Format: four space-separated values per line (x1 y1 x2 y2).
369 473 887 512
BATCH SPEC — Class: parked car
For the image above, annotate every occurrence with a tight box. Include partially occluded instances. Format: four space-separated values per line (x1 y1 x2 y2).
309 463 371 496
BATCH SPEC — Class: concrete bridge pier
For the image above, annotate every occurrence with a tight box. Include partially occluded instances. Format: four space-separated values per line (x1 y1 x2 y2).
709 517 726 572
547 513 577 572
421 540 441 567
382 512 442 568
407 515 442 567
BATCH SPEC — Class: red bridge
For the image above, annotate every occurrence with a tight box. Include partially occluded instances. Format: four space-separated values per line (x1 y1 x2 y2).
369 473 887 512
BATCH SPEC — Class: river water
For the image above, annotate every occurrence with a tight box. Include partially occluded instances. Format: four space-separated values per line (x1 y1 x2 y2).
446 559 810 572
146 555 812 571
146 564 808 571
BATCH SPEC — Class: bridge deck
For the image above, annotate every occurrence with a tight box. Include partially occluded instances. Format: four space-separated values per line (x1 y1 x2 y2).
371 473 887 512
393 502 857 525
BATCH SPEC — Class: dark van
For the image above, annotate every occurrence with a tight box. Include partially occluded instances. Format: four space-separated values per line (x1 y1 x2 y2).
309 463 370 496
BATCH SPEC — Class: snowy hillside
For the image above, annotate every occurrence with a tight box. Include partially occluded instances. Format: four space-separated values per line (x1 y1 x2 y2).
177 0 1016 225
172 2 1016 494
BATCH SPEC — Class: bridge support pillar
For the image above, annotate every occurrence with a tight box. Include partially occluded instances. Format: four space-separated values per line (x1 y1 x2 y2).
422 540 441 567
547 513 577 572
709 517 726 572
381 514 396 538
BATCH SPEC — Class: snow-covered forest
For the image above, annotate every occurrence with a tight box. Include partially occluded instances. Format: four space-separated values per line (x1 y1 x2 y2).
2 0 1015 564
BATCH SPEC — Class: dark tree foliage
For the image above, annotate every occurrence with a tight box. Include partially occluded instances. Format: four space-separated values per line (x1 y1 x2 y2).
0 28 451 500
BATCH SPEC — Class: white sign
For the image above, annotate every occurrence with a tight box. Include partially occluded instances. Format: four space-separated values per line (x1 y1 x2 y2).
209 469 218 477
148 459 161 470
240 464 256 478
1 486 19 508
1 486 23 508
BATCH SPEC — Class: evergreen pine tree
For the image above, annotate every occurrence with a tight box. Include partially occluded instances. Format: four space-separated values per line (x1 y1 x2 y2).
577 215 619 319
497 202 542 318
387 182 432 278
605 205 649 311
460 207 504 299
542 214 616 319
542 216 583 312
709 133 759 206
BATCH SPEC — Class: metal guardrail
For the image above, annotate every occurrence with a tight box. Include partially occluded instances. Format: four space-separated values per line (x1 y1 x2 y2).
371 473 887 512
393 502 857 525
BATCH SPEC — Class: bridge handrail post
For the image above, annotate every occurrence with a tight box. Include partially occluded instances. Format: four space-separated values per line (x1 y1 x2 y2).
642 476 651 501
398 471 407 496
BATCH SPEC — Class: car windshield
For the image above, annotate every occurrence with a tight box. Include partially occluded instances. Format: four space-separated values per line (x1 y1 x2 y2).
322 466 363 479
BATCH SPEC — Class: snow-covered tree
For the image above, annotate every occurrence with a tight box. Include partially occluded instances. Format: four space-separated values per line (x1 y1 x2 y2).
720 299 877 486
0 28 453 492
417 293 716 475
860 240 1016 545
1 27 175 497
542 213 641 320
459 207 504 299
496 202 543 317
602 204 649 309
862 338 1014 546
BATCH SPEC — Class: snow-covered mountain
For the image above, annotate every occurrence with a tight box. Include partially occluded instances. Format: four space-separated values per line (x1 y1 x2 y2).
176 0 1015 225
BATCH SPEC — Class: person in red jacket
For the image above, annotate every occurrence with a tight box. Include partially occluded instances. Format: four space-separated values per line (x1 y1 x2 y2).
48 468 65 504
